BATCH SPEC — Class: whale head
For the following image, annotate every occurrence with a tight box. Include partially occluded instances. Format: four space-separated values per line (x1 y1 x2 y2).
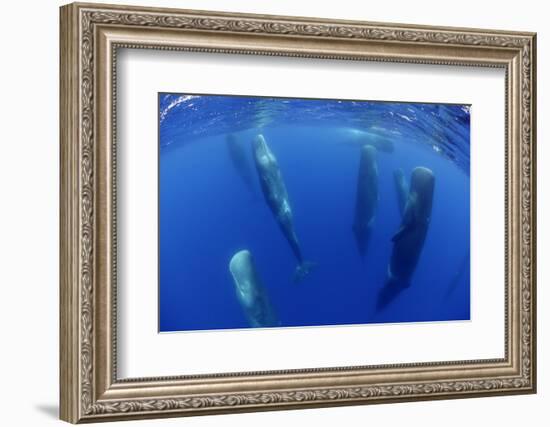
360 144 378 176
252 134 274 166
361 143 377 159
228 250 279 328
410 167 435 223
229 250 257 307
253 134 268 154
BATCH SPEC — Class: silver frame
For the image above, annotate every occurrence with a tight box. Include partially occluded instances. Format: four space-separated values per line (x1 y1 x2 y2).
60 2 537 423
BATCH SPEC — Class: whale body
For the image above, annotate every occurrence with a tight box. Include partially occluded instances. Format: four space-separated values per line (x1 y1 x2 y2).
352 145 379 257
252 134 313 282
393 168 409 217
229 250 279 328
336 128 395 153
226 134 256 195
378 167 435 308
445 249 470 298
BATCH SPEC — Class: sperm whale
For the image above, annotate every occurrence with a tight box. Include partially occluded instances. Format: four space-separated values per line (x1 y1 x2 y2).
252 134 314 282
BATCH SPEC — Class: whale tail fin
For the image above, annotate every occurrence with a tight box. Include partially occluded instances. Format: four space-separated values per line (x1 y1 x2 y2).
376 273 410 310
293 261 316 283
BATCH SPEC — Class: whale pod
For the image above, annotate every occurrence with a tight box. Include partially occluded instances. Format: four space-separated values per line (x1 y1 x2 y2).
229 250 279 328
378 166 435 309
252 134 314 282
352 145 379 257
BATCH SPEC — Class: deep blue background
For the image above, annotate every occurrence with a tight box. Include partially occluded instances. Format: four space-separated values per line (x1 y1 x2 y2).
158 94 471 332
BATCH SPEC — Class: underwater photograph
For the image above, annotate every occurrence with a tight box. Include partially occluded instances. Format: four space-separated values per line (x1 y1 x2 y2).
158 93 471 333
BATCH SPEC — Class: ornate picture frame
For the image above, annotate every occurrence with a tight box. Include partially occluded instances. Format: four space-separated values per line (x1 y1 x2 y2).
60 2 536 423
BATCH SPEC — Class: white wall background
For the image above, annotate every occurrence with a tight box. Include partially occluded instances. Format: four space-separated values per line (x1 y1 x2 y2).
0 0 545 426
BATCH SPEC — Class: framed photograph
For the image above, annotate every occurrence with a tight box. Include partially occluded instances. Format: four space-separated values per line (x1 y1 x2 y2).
60 2 537 423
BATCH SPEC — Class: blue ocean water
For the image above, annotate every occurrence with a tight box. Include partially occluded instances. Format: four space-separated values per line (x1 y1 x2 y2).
159 94 470 332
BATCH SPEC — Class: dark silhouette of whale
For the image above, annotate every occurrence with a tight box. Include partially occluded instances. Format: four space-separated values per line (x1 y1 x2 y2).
229 250 279 328
226 134 256 195
336 128 395 153
251 134 314 282
378 167 435 309
352 145 379 258
445 249 470 298
393 168 409 217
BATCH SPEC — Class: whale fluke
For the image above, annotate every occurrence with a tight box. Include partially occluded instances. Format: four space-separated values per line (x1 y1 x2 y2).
377 271 411 310
293 261 316 283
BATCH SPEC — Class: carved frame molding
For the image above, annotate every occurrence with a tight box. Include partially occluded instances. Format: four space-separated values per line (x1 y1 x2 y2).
60 2 536 423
